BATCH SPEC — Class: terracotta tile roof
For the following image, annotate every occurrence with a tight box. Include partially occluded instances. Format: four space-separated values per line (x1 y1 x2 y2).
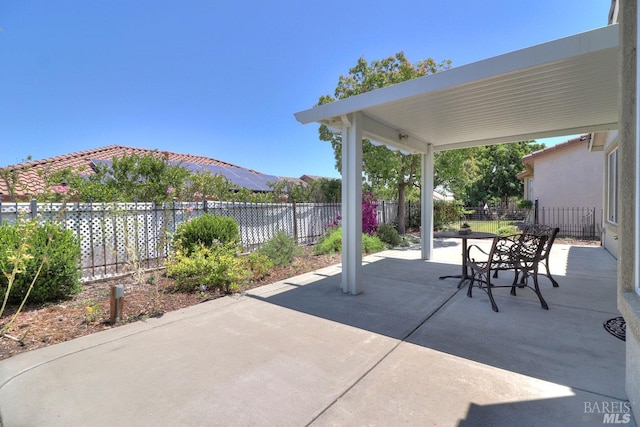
0 145 259 200
299 174 338 183
517 134 591 181
521 134 591 164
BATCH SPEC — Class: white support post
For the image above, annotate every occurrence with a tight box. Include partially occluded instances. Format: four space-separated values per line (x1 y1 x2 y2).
341 112 363 294
636 2 640 295
421 145 434 260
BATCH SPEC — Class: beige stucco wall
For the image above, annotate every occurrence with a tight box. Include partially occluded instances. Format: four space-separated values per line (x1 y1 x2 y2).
618 0 640 420
531 141 604 211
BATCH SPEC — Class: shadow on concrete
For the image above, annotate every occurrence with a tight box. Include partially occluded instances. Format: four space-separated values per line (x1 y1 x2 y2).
249 246 628 401
250 255 461 340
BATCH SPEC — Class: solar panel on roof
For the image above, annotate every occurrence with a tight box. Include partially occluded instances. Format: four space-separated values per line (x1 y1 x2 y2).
181 162 280 191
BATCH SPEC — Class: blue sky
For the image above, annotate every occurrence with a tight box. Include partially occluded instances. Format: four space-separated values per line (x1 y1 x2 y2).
0 1 611 178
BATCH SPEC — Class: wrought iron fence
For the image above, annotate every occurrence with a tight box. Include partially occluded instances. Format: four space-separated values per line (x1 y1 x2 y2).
458 205 532 234
376 200 421 229
536 205 600 239
456 203 600 239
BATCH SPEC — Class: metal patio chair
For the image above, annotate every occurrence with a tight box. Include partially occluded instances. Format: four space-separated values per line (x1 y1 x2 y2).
522 224 560 287
466 233 549 312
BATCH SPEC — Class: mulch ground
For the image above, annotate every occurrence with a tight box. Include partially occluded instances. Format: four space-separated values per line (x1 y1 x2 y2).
0 247 341 361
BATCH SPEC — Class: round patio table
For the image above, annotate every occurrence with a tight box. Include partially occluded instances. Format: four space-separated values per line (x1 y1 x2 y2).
434 231 497 288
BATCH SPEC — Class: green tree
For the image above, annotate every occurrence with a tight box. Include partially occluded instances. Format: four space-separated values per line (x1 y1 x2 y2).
44 154 192 203
268 178 341 203
462 141 544 206
105 154 192 203
433 148 478 198
317 52 451 233
316 178 341 202
181 171 235 202
42 163 115 202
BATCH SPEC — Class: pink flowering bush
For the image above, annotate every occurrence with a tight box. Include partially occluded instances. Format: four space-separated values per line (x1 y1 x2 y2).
326 193 378 235
362 192 378 235
328 215 342 228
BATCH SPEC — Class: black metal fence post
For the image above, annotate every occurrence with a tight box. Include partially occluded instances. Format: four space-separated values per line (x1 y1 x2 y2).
534 198 539 225
292 201 298 245
30 199 38 220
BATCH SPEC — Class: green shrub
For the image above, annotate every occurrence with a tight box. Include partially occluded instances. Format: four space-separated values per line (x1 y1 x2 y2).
313 227 385 255
166 243 251 293
433 201 461 230
174 214 240 254
496 226 519 236
0 221 82 304
362 233 385 253
377 223 401 247
313 227 342 255
256 231 301 266
516 199 533 209
246 252 273 280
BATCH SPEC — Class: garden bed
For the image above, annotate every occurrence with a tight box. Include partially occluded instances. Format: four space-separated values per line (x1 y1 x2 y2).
0 246 340 360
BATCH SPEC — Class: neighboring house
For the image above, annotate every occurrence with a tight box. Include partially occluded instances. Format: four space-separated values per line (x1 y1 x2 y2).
518 134 604 209
517 134 604 241
298 174 337 185
277 176 308 188
281 174 341 189
0 145 282 201
433 186 454 202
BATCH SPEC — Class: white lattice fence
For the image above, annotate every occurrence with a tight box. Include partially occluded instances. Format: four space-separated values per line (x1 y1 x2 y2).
0 200 392 281
206 201 294 250
295 203 341 245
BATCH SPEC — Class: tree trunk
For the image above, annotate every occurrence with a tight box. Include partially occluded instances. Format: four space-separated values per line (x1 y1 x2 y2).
397 183 407 234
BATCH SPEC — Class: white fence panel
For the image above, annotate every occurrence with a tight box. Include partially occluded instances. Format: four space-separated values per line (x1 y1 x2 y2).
0 200 395 281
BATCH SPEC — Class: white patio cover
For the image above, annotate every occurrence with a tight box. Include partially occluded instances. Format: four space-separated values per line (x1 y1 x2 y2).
294 24 619 294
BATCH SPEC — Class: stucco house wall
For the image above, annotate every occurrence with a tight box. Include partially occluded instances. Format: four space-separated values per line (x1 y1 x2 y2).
521 136 604 211
518 136 605 243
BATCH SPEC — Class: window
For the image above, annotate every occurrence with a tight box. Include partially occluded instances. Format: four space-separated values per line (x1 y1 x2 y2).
528 178 534 202
607 149 618 224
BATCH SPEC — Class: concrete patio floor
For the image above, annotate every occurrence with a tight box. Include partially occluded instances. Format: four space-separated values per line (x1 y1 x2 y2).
0 238 634 426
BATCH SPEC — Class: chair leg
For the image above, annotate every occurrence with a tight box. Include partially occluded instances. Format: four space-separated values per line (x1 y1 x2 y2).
467 275 475 298
510 270 519 296
517 271 526 288
544 260 559 287
485 274 499 312
532 272 549 310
